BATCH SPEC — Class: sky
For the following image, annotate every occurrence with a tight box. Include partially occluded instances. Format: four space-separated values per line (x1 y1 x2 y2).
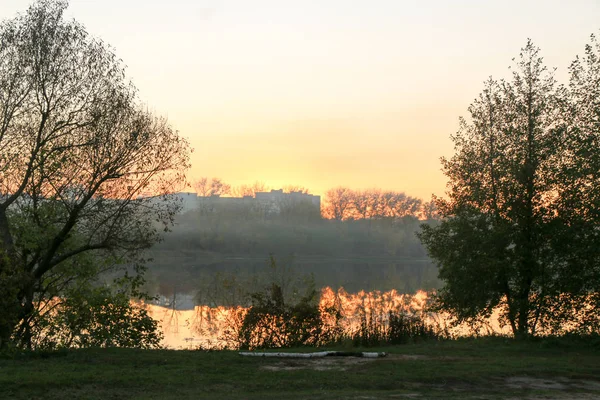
1 1 599 199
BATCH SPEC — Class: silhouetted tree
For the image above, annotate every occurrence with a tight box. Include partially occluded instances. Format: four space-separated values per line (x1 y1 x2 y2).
0 0 190 348
419 39 600 338
322 187 353 220
194 177 231 197
324 188 424 221
282 185 310 194
231 181 269 197
421 200 439 221
376 191 422 219
349 189 379 219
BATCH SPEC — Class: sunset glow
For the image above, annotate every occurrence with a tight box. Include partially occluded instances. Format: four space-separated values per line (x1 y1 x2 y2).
146 287 513 349
1 0 599 199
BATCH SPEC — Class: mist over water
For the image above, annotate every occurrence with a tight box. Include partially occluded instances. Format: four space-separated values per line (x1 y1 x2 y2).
138 189 445 348
144 200 440 303
148 257 438 299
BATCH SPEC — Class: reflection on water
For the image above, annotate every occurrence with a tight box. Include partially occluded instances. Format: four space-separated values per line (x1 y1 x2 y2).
147 304 247 349
146 286 511 349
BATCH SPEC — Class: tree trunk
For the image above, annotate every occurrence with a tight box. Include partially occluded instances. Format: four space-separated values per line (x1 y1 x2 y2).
16 282 35 350
0 207 19 348
515 276 533 339
0 276 22 349
0 213 29 349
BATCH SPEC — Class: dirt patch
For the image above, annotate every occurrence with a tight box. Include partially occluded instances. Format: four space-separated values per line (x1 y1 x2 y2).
384 354 472 362
260 356 377 371
506 376 569 390
574 381 600 391
505 376 600 392
258 353 472 372
508 395 600 400
257 356 600 399
385 354 429 361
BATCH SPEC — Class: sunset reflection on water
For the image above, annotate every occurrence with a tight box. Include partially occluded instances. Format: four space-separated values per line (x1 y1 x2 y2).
146 287 511 349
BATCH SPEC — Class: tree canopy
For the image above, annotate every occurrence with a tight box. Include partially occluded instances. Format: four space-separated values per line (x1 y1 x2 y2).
0 0 190 349
322 187 426 221
419 37 600 338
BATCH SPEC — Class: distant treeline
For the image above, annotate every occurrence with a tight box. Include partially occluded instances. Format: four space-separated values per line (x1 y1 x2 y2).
321 187 437 221
191 177 438 221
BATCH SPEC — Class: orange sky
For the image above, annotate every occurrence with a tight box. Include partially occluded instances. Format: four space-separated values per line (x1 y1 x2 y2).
2 0 600 199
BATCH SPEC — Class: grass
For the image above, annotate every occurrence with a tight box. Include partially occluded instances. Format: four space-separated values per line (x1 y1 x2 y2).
1 337 599 399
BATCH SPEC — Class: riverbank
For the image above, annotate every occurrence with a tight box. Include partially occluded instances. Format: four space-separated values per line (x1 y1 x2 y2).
2 337 599 399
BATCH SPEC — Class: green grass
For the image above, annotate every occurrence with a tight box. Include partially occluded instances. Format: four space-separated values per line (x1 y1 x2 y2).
1 337 599 399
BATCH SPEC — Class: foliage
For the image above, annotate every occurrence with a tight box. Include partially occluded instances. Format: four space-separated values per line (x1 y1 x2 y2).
419 37 600 338
214 257 440 350
352 311 440 347
238 283 322 349
236 256 336 349
0 0 190 348
33 286 162 350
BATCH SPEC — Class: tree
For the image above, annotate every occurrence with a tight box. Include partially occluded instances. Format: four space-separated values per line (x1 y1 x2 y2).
376 191 422 219
194 177 231 197
0 0 190 348
419 39 600 338
231 181 269 198
322 187 353 220
323 187 424 221
349 189 377 219
282 185 310 194
421 200 439 221
238 257 331 349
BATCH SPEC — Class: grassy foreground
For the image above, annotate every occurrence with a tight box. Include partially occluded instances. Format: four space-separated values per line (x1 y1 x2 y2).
1 338 599 399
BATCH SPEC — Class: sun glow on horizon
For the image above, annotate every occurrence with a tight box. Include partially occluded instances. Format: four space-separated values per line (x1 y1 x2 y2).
1 0 598 199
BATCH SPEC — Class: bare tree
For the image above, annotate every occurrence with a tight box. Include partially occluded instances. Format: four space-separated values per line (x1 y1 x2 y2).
377 192 422 219
282 185 310 194
194 177 231 197
231 181 269 198
349 189 382 219
322 187 353 220
324 187 425 221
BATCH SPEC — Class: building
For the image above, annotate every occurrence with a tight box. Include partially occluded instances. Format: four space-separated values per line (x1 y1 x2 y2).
176 189 321 216
173 192 200 213
254 189 320 215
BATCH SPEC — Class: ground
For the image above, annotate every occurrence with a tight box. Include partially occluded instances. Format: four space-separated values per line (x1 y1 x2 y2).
1 337 599 399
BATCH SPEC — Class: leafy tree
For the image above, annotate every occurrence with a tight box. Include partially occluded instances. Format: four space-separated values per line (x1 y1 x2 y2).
0 0 190 348
30 265 163 350
421 200 439 221
238 257 329 349
419 39 600 338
